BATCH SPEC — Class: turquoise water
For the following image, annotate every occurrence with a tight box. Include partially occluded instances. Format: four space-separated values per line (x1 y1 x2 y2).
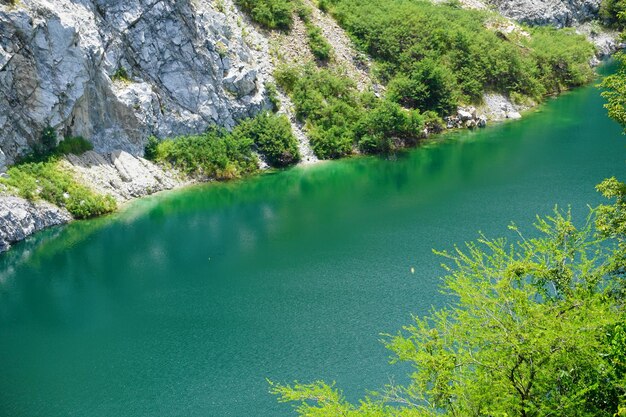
1 78 625 416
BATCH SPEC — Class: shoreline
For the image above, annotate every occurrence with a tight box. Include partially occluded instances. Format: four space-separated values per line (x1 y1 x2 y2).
0 58 616 255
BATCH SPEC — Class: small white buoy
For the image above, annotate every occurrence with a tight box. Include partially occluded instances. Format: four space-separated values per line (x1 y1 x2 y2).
410 267 415 274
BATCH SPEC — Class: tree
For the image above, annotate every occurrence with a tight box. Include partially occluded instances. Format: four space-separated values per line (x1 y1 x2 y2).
271 206 626 416
601 53 626 129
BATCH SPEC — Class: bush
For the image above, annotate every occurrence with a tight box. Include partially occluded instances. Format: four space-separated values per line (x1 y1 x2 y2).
0 160 116 219
306 24 333 61
530 26 596 94
149 126 259 180
55 136 94 156
232 112 300 167
277 65 362 158
386 59 458 115
39 126 57 155
355 100 425 154
322 0 595 112
276 65 429 158
235 0 294 30
265 82 281 111
601 0 626 28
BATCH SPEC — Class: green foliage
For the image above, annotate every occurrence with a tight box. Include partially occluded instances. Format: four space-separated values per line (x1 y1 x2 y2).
55 136 94 156
386 58 459 115
144 136 160 161
295 1 312 22
317 0 330 13
272 201 626 416
147 112 299 176
111 66 130 82
276 65 361 158
530 27 596 94
276 65 428 158
39 126 57 155
20 131 93 164
232 112 300 167
306 24 333 61
0 161 116 219
148 126 258 180
355 99 425 154
235 0 294 30
265 82 281 111
320 0 594 114
601 0 626 28
601 53 626 129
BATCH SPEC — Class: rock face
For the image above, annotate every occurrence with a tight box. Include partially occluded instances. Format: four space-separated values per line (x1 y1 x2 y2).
0 0 272 166
489 0 601 27
0 195 72 252
62 150 185 202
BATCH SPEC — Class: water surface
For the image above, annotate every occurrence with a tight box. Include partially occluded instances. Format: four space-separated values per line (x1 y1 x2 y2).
1 77 624 416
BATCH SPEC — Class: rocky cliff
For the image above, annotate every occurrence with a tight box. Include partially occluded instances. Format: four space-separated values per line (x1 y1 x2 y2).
0 195 71 252
0 0 272 169
488 0 601 27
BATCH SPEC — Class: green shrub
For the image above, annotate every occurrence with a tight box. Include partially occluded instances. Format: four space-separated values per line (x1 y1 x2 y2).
0 160 116 219
276 65 428 158
111 66 130 82
55 136 94 156
295 1 312 22
39 126 57 155
321 0 594 112
355 99 425 154
601 0 626 28
21 130 93 163
265 82 281 111
232 112 300 167
529 26 596 94
277 65 362 158
386 59 458 115
149 126 259 180
144 136 160 160
306 24 333 61
235 0 294 30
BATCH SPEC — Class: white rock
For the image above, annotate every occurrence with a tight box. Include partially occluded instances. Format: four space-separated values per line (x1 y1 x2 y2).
489 0 601 28
0 196 71 253
62 150 185 202
0 0 273 165
458 109 473 121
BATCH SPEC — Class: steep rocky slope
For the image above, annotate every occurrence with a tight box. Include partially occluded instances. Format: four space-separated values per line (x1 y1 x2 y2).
488 0 601 27
0 0 619 253
0 0 272 169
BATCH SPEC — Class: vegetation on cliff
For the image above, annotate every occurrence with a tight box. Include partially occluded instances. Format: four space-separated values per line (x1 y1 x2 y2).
275 65 436 158
321 0 594 111
251 0 596 159
0 134 116 219
145 112 300 177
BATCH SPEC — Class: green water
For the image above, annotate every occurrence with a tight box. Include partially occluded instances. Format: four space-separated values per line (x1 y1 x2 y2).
1 78 625 416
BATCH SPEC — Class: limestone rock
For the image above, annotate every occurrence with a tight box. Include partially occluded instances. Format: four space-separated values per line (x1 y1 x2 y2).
0 196 71 252
0 0 273 165
62 150 185 202
488 0 601 27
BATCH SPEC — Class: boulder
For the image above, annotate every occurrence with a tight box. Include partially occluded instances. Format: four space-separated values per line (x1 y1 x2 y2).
0 196 71 252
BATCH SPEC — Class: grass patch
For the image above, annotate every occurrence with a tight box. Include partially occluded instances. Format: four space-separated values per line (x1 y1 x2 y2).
1 161 116 219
